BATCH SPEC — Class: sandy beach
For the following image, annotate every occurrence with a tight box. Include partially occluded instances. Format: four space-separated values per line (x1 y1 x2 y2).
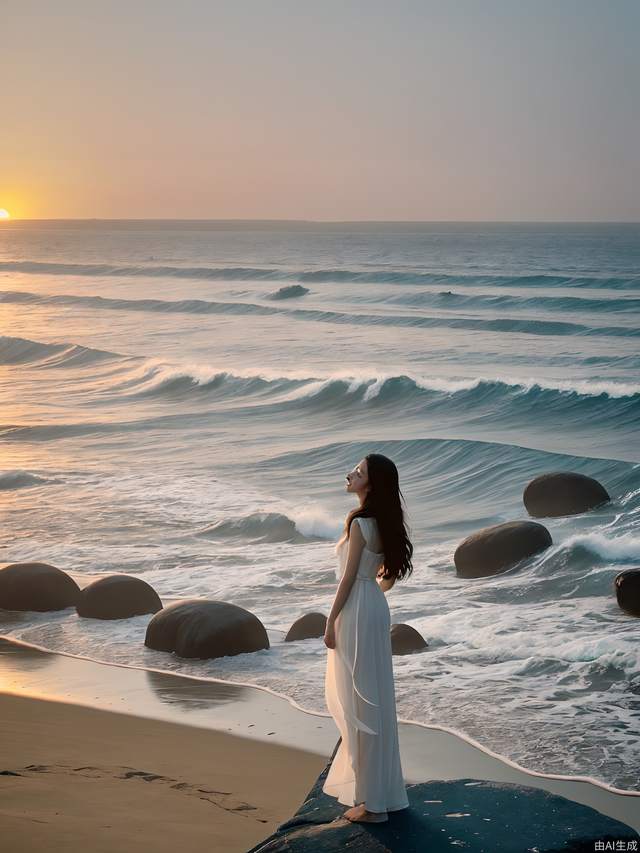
1 636 639 852
0 691 327 853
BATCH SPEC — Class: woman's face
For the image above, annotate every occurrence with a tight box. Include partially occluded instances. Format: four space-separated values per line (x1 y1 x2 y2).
345 458 369 495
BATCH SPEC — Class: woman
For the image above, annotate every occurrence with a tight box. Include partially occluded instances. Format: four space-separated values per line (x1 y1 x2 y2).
323 453 413 823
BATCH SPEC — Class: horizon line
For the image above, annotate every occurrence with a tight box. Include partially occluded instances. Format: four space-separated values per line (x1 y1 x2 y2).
3 217 640 225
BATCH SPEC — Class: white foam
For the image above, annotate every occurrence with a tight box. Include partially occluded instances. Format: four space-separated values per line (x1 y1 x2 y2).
115 360 640 401
561 531 640 562
290 505 342 540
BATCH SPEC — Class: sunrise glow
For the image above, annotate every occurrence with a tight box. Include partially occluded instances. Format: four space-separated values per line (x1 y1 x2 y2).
0 209 11 219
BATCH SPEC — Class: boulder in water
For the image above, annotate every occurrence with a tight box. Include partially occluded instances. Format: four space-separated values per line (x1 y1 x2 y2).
268 284 310 300
523 471 610 517
0 561 80 611
615 569 640 617
76 574 163 620
285 612 327 641
144 599 269 659
390 623 428 655
454 521 552 579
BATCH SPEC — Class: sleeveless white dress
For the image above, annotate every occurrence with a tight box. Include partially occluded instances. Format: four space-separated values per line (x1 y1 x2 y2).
323 515 409 813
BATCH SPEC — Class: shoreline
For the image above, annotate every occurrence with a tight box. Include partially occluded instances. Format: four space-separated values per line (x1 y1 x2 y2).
1 634 639 836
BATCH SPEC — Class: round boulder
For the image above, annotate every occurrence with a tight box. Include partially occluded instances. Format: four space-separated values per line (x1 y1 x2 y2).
615 569 640 617
285 612 327 641
0 562 80 611
144 599 269 659
390 623 428 655
454 520 552 579
523 472 609 518
76 574 163 620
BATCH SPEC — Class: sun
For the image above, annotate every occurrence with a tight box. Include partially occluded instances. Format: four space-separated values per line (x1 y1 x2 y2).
0 209 10 220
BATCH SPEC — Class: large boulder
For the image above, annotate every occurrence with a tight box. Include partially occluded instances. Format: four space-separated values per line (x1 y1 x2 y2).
76 574 163 620
144 599 269 659
615 569 640 617
523 471 610 517
454 521 552 579
390 623 428 655
285 612 327 641
0 562 80 611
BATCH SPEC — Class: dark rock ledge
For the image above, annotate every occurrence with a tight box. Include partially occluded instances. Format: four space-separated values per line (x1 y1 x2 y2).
247 739 639 853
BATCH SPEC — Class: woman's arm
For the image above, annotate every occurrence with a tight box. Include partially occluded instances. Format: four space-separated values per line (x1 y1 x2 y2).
327 520 365 625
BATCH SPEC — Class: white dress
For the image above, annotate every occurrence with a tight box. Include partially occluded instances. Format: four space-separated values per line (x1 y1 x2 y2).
323 515 409 813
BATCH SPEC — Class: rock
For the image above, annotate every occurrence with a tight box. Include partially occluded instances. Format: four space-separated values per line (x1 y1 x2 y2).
615 569 640 617
144 599 269 659
246 738 639 853
268 284 310 300
454 521 552 579
76 574 163 620
390 623 428 655
523 471 610 517
0 562 80 612
285 612 327 641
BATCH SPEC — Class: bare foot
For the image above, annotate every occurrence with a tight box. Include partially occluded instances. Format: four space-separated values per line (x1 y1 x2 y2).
344 803 388 823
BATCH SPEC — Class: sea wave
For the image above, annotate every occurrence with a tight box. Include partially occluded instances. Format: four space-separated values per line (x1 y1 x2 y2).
252 437 639 535
0 470 59 490
2 259 639 289
388 290 640 314
513 531 640 602
2 335 639 437
198 510 334 544
559 531 640 563
92 358 640 409
0 289 637 338
0 334 123 367
255 435 637 491
2 334 639 447
4 335 639 402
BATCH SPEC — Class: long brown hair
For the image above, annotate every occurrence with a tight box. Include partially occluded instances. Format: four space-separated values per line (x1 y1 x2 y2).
344 453 413 581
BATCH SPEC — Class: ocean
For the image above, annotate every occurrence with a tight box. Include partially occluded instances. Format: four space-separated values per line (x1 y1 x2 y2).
0 219 638 790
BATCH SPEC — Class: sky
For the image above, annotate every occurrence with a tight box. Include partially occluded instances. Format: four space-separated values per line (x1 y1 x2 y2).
2 0 639 221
